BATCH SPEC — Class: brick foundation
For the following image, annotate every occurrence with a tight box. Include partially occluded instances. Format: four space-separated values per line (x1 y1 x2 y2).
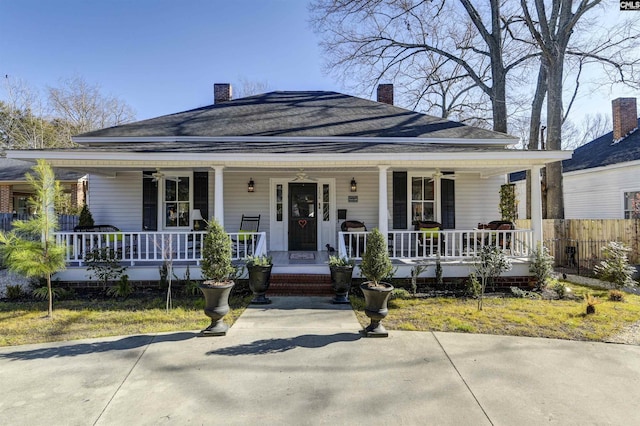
398 275 535 293
56 274 534 296
268 274 333 296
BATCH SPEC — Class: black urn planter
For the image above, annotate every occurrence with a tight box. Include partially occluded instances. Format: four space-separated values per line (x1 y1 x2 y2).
247 264 273 304
360 282 394 337
330 265 354 304
198 281 235 336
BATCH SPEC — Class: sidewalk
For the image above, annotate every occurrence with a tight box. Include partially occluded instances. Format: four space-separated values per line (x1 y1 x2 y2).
1 296 639 425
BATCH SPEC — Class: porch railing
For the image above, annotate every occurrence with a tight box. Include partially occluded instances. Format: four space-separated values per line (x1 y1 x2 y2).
339 229 534 260
54 230 267 266
2 213 78 232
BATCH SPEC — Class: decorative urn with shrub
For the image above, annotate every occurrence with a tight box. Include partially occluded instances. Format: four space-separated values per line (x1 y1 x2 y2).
328 255 355 304
358 228 394 337
198 218 236 336
246 255 273 304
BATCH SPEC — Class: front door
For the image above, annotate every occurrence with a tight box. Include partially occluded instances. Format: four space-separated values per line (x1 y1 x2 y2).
288 183 317 250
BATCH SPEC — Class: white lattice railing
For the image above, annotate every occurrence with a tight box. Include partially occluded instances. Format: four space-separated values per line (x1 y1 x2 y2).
55 231 267 266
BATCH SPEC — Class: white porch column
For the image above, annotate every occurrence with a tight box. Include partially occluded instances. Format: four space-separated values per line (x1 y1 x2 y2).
212 166 225 228
530 165 543 246
378 165 389 238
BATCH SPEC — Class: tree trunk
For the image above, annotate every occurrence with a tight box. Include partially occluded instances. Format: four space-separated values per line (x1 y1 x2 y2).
47 273 53 318
526 61 548 219
545 54 565 219
491 71 508 133
488 0 507 134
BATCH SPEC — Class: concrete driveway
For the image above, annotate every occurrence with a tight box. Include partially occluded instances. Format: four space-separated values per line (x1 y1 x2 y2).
0 296 639 425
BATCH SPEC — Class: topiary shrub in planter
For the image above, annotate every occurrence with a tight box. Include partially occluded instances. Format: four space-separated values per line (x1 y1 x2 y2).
329 255 355 304
246 255 273 304
78 204 95 227
199 218 236 336
499 183 517 223
358 228 394 337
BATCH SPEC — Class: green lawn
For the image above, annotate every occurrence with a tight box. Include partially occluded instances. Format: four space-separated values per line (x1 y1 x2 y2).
2 283 639 347
352 283 640 342
0 295 251 347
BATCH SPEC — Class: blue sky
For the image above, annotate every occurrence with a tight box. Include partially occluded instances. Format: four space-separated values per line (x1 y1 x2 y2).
0 0 636 125
1 0 340 120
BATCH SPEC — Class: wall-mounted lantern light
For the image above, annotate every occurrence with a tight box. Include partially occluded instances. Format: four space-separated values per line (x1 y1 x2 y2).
248 178 255 192
350 177 357 192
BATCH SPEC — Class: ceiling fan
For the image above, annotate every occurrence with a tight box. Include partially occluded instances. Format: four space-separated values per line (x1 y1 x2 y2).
143 169 181 183
429 169 457 183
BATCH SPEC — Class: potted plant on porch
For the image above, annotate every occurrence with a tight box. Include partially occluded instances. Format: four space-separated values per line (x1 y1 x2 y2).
359 228 394 337
246 254 273 304
328 255 355 304
198 218 236 336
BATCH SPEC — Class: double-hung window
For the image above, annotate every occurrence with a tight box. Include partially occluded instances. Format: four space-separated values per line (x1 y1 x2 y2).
624 191 640 219
411 176 435 222
164 176 191 228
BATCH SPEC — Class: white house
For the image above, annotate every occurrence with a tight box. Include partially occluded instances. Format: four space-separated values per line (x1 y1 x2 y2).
8 84 571 282
514 97 640 220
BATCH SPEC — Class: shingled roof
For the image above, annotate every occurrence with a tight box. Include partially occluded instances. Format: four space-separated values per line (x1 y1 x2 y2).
76 91 514 142
0 158 84 181
562 118 640 173
510 117 640 182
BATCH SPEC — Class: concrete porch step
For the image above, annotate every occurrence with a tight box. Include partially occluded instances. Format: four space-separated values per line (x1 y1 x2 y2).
267 274 333 296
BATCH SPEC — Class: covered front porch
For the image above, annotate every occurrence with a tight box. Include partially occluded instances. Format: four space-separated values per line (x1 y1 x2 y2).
53 227 534 281
7 87 573 284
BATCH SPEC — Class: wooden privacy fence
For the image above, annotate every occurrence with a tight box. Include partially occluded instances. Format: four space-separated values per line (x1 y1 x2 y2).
516 219 640 265
0 213 79 232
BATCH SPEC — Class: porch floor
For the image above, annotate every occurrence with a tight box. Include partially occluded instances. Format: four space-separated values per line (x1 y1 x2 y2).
269 251 330 275
56 250 530 282
271 251 329 266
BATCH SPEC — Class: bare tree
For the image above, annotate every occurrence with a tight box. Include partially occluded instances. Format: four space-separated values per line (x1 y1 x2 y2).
517 0 640 218
47 76 135 136
310 0 537 133
562 112 611 149
389 23 493 125
233 77 272 98
0 76 59 150
2 75 136 150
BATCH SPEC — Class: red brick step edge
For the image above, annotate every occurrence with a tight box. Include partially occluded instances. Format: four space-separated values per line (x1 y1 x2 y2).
268 274 333 296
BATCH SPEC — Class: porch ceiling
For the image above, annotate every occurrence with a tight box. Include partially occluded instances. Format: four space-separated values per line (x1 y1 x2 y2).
8 148 571 178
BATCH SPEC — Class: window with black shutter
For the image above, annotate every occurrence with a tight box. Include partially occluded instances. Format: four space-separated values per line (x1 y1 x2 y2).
142 171 158 231
193 172 209 227
392 171 407 229
441 178 455 229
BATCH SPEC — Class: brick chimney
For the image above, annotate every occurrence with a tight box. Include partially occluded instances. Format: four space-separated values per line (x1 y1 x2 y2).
612 97 638 141
214 83 232 104
377 84 394 105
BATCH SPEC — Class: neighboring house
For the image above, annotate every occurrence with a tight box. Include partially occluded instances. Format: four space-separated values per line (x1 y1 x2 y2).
513 97 640 220
8 84 570 281
0 157 85 215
